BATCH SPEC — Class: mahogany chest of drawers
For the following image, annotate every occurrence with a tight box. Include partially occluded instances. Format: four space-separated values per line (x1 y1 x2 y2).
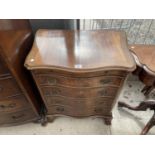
25 30 136 125
0 20 43 126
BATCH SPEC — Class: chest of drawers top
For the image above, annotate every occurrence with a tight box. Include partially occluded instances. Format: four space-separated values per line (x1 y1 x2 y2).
25 30 136 72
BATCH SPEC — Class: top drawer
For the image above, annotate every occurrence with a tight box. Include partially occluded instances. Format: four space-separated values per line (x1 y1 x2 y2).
0 76 21 100
33 70 127 77
35 74 123 88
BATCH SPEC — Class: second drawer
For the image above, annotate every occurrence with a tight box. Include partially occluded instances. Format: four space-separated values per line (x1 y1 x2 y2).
36 74 123 87
41 86 118 98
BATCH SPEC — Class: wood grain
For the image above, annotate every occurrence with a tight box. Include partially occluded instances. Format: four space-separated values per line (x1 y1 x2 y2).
25 30 136 72
0 20 44 126
26 30 136 125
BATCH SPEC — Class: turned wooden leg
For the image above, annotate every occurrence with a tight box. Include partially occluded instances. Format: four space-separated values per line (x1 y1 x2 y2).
40 115 48 126
141 112 155 135
33 108 48 126
33 115 48 126
103 117 112 125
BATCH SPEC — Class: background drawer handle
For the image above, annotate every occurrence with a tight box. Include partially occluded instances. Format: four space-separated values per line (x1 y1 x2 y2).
0 103 16 109
48 78 57 85
12 114 25 120
56 107 64 112
100 79 112 84
52 89 61 95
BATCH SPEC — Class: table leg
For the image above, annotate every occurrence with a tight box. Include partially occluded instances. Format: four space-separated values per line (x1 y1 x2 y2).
141 112 155 135
144 86 154 96
141 86 150 93
118 101 152 111
118 101 155 134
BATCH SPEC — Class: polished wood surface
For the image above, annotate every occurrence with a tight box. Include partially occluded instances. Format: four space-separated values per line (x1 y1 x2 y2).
130 45 155 75
129 45 155 95
25 30 136 125
0 19 31 30
25 30 135 71
0 20 44 126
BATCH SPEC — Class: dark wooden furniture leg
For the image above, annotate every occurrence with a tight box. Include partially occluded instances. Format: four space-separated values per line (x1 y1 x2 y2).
104 117 112 125
141 86 150 93
141 86 154 96
144 86 154 96
141 112 155 135
118 101 155 134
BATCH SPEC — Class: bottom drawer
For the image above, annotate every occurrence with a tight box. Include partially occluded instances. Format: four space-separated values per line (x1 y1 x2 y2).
47 104 113 117
0 109 37 126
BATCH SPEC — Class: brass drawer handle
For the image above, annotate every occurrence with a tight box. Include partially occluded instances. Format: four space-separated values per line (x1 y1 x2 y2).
52 89 61 95
56 107 64 112
12 114 25 120
100 79 112 84
48 78 57 85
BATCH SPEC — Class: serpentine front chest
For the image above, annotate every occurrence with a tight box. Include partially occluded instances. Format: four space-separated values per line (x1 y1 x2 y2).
25 30 136 125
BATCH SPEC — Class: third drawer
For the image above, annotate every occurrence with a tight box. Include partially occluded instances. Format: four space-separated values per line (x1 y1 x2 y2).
44 96 114 107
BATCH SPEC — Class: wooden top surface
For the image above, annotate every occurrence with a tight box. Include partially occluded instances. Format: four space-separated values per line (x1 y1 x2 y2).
129 45 155 74
25 30 136 72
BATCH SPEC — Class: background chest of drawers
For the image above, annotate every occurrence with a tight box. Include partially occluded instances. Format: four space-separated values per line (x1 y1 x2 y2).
0 20 43 126
25 30 136 125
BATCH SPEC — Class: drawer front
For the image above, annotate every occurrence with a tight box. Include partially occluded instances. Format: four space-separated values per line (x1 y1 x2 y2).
0 76 21 100
0 95 31 113
36 75 123 87
34 70 127 77
0 109 37 125
47 104 113 116
45 96 114 107
41 86 118 98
